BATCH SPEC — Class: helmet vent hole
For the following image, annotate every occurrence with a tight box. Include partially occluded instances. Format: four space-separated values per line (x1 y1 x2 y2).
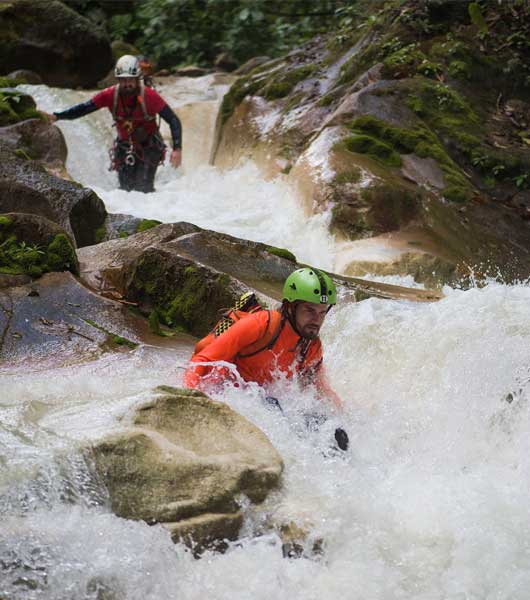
314 289 319 294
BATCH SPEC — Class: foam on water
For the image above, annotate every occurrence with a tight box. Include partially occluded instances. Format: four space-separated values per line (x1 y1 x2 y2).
4 83 530 599
3 283 530 598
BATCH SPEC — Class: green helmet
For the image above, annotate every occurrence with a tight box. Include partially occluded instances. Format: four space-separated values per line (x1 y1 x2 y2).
282 267 337 305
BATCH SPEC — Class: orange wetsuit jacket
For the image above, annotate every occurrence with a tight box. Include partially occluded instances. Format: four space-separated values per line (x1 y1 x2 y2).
184 310 323 388
184 310 342 409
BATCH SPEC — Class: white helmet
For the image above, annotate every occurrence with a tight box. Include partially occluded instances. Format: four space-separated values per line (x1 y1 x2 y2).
114 55 141 78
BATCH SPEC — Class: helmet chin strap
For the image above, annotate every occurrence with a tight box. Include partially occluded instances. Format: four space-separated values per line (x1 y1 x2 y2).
281 300 301 336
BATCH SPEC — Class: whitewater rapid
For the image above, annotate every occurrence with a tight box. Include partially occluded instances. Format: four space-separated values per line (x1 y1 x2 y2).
2 80 530 600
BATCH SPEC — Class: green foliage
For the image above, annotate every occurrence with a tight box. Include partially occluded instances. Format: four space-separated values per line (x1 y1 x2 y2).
108 0 350 69
0 76 26 87
382 44 442 80
0 89 40 126
0 231 78 278
0 216 13 229
468 2 488 34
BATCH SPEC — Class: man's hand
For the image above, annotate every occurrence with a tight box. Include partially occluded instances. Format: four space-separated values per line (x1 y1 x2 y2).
169 149 182 168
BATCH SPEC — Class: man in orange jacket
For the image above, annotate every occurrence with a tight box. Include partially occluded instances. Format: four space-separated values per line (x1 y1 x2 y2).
184 267 343 412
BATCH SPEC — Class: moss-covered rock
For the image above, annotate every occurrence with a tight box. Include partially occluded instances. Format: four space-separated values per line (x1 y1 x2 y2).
125 248 235 336
0 148 107 247
266 246 296 263
331 181 421 238
0 213 79 278
136 219 162 233
0 88 41 126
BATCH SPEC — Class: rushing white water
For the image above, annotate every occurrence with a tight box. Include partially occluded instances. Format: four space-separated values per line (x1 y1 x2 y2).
3 81 530 599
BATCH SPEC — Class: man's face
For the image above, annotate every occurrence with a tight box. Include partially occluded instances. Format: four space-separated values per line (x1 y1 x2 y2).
293 301 329 339
119 77 139 96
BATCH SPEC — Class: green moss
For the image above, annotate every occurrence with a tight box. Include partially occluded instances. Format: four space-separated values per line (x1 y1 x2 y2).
266 246 296 262
94 226 106 244
148 310 161 335
334 168 362 184
343 133 402 167
441 185 472 203
136 219 162 233
118 231 129 239
162 273 207 330
83 318 139 349
0 89 40 126
220 75 264 124
0 216 13 229
346 114 475 201
14 148 32 160
264 82 292 100
112 335 137 349
283 92 305 113
263 64 317 100
382 44 442 79
46 234 79 275
130 254 234 336
317 93 335 107
0 228 78 278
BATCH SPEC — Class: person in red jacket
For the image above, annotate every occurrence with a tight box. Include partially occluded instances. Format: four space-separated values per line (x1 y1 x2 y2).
46 55 182 193
184 267 343 412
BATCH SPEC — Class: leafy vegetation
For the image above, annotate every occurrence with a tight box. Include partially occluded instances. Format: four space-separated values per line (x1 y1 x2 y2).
106 0 356 69
0 88 41 126
0 221 79 279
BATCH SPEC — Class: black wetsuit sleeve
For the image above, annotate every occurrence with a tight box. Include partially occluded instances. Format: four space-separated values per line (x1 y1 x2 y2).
54 99 98 120
159 104 182 150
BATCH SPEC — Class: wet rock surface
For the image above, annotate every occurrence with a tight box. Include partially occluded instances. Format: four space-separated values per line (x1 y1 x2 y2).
0 0 112 88
214 3 530 285
0 145 107 248
78 222 297 337
0 271 142 368
0 118 68 173
92 386 283 552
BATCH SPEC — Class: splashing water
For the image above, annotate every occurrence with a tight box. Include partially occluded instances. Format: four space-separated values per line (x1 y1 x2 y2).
3 82 530 599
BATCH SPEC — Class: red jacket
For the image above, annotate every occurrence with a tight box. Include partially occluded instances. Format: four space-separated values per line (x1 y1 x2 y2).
92 85 166 141
184 310 342 409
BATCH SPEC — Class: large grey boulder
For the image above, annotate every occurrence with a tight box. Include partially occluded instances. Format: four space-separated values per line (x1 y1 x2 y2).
92 386 283 551
0 149 107 248
77 222 297 336
0 0 113 88
0 118 68 175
